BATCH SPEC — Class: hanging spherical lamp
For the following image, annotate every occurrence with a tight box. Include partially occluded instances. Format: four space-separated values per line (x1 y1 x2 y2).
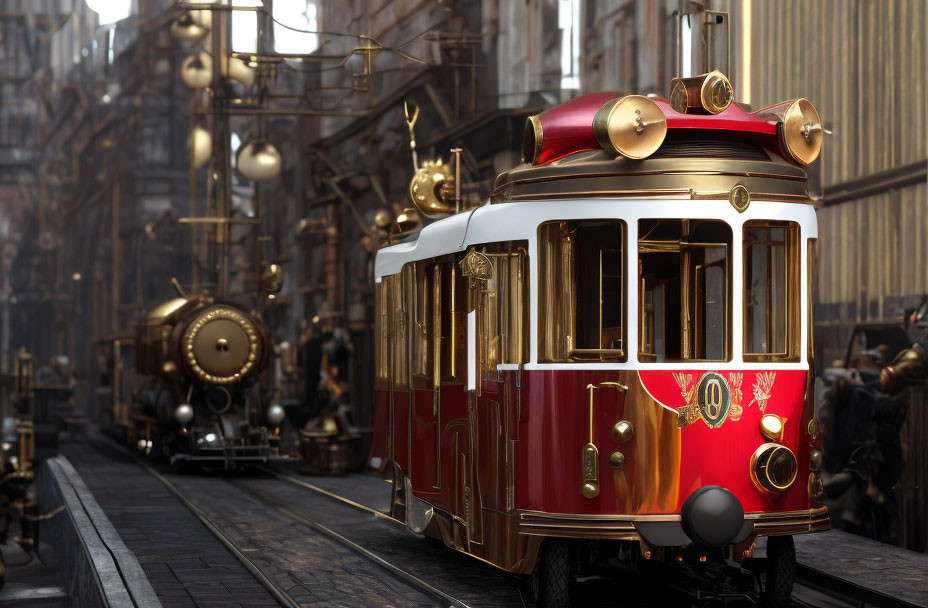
188 127 212 169
236 140 282 181
170 11 208 39
224 56 255 88
181 52 212 88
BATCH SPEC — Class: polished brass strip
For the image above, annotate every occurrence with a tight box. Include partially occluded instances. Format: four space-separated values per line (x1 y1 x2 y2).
496 169 807 191
518 510 681 522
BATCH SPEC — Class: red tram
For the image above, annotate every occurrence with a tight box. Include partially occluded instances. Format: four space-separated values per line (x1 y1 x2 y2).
369 71 828 606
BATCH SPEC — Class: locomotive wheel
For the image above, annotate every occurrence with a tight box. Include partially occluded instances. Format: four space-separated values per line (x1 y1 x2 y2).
761 535 796 607
532 540 571 608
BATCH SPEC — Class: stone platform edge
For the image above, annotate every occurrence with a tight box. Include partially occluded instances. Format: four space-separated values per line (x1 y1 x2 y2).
38 455 162 608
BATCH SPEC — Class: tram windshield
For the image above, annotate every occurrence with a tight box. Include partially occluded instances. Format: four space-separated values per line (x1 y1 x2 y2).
538 220 626 361
638 219 731 362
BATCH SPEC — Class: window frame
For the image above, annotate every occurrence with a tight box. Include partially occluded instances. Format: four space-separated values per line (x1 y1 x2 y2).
537 219 628 363
637 218 733 363
742 221 801 363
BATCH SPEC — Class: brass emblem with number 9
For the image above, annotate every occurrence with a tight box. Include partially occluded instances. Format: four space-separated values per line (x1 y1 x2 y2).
696 372 732 428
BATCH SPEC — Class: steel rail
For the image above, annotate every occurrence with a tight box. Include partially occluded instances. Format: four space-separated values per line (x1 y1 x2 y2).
227 477 472 608
94 434 471 608
138 464 303 608
85 435 302 608
263 466 919 608
795 564 923 608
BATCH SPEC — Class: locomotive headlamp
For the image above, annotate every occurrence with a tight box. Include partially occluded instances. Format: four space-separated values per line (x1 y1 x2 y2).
750 443 798 493
266 404 286 426
759 414 785 442
592 95 667 160
174 404 194 425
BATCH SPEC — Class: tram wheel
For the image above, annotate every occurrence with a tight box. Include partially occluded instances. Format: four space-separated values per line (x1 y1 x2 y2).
760 535 796 607
532 541 571 608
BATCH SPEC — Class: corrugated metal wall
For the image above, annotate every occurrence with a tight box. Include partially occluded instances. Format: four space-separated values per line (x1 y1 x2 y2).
746 0 927 362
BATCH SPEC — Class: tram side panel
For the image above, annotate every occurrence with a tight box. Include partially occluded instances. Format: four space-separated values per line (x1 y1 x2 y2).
512 368 813 516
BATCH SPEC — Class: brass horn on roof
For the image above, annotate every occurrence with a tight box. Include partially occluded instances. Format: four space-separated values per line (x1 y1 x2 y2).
592 95 667 160
669 70 734 114
755 98 823 166
521 115 543 164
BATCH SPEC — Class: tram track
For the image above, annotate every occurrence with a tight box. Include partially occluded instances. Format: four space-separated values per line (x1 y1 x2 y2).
143 464 472 608
86 433 470 608
255 465 882 608
81 435 904 608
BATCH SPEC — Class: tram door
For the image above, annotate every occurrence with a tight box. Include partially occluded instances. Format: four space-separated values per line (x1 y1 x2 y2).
463 244 526 546
409 262 439 492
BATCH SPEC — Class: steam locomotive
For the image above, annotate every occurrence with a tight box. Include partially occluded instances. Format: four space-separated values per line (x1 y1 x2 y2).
118 295 282 468
369 71 828 606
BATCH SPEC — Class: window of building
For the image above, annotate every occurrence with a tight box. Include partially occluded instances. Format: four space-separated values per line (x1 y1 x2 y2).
231 0 261 53
274 0 319 54
558 0 581 89
538 221 626 362
639 219 731 362
743 221 800 361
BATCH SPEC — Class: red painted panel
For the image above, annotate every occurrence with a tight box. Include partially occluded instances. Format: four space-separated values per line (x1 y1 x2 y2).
513 369 629 513
410 389 438 491
369 389 390 468
410 384 468 512
534 92 780 166
655 99 778 135
639 369 810 513
512 368 811 516
392 391 410 471
536 92 621 165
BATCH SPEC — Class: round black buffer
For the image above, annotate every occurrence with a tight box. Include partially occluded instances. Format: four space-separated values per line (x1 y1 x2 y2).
681 485 745 547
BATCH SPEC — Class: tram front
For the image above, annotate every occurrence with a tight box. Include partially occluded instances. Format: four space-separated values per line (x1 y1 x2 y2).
369 73 829 608
504 83 827 607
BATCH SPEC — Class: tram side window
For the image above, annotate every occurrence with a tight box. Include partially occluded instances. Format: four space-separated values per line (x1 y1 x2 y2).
410 262 436 390
374 280 389 389
743 221 800 361
391 265 413 388
468 242 529 373
638 219 731 362
439 259 467 382
538 221 626 362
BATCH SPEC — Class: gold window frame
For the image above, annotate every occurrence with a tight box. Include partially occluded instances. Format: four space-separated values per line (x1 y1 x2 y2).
537 220 627 362
742 221 801 363
637 219 732 363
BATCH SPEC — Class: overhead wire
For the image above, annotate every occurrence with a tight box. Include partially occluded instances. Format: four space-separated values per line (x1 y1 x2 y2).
173 1 433 66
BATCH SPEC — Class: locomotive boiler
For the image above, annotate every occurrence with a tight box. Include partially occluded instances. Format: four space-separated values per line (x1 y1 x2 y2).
369 71 828 607
128 295 280 467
